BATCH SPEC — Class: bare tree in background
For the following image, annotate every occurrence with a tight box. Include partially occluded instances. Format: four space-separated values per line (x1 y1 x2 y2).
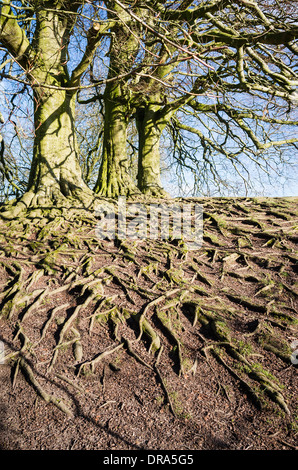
0 0 297 215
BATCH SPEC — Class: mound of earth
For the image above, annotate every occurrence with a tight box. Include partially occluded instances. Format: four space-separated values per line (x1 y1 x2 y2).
0 196 297 450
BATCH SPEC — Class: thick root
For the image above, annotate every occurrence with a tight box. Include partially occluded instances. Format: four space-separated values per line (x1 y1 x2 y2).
140 184 171 199
18 358 74 417
189 305 291 415
0 196 297 419
0 186 101 222
95 175 141 199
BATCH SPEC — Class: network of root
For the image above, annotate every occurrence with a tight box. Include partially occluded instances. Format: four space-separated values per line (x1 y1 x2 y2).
0 196 297 418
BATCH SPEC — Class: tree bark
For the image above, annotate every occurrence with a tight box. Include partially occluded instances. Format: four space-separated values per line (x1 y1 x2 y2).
94 82 138 197
28 86 92 205
94 2 140 198
0 2 98 217
136 96 172 198
27 5 94 207
136 86 194 197
136 107 163 196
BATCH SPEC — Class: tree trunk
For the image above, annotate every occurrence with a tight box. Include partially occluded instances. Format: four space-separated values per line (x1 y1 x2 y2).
28 6 93 207
136 104 169 197
94 82 138 198
94 4 140 198
0 3 95 218
27 86 92 206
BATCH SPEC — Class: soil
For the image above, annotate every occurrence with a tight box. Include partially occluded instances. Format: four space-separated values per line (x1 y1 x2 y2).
0 196 297 451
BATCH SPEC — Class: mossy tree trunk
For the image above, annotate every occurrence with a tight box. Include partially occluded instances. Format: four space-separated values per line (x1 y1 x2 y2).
94 3 140 198
28 84 92 206
136 96 169 197
0 2 104 217
25 5 95 209
136 91 190 198
134 42 191 198
94 81 138 197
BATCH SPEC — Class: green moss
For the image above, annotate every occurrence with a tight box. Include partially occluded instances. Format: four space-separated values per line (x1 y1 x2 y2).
289 414 298 433
164 267 185 285
210 318 232 343
237 236 252 248
204 231 225 246
250 362 281 385
234 361 251 375
257 331 292 363
168 390 191 419
0 299 14 318
270 309 298 324
237 340 254 357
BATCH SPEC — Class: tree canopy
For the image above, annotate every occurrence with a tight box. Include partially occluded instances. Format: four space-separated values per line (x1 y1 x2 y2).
0 0 297 214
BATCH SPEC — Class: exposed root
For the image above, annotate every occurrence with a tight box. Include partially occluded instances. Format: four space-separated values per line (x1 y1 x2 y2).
140 185 171 199
188 304 292 415
211 349 264 410
48 293 96 373
136 288 182 342
77 343 125 376
124 339 153 370
0 196 297 419
95 176 141 199
18 357 74 417
156 306 185 376
154 347 177 417
0 187 102 223
130 310 161 353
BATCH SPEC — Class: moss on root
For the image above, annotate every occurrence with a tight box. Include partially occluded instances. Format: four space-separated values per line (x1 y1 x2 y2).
0 196 297 419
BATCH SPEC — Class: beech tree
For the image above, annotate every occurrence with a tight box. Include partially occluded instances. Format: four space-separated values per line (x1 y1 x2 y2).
78 0 298 198
100 0 298 197
0 0 297 214
0 2 297 422
93 1 140 197
0 0 108 217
